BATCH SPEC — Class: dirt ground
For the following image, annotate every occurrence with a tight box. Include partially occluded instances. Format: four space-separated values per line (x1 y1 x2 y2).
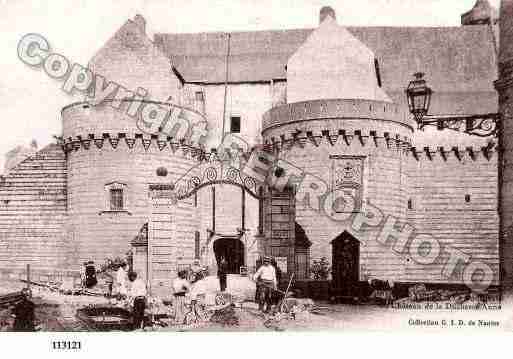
0 277 363 332
0 278 113 331
2 278 513 332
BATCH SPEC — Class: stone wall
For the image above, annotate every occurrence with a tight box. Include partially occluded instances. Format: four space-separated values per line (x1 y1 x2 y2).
406 147 499 285
497 0 513 290
183 82 272 149
0 144 69 273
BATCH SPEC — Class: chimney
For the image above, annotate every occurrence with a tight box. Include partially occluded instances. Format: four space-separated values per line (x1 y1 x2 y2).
461 0 498 25
319 6 336 24
133 14 146 34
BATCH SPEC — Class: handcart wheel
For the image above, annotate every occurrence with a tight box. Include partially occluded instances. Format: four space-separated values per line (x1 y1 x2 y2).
183 310 196 325
215 293 227 306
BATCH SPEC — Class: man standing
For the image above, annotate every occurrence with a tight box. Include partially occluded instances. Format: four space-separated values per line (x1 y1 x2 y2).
80 261 88 287
12 288 35 332
253 256 277 313
114 262 128 298
270 258 282 306
127 271 147 330
190 259 203 283
84 261 97 288
218 257 228 292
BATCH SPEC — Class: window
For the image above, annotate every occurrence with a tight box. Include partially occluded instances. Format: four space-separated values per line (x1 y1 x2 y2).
110 188 124 210
194 231 200 259
103 181 128 214
408 199 413 210
230 116 241 133
195 91 204 101
465 194 471 203
374 58 382 88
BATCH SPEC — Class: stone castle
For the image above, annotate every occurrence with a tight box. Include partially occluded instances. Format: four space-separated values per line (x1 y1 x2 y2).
0 1 505 296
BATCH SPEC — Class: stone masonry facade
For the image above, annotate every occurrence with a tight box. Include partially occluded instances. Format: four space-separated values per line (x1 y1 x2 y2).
0 2 504 290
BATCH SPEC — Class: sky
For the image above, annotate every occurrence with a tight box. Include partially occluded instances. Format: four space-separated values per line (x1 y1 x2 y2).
0 0 501 172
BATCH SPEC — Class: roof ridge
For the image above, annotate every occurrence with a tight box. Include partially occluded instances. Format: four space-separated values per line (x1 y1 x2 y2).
154 24 476 38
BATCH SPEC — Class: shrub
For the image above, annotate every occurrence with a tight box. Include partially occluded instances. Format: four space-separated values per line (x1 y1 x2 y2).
310 257 331 280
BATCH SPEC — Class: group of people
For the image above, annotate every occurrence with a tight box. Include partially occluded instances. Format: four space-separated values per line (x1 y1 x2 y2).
112 262 205 327
9 255 283 331
170 255 282 322
80 261 98 288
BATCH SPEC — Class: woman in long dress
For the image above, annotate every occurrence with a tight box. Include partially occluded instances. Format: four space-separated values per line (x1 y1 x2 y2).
172 270 191 324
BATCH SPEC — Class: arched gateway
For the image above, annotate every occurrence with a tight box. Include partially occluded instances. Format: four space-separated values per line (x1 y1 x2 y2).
142 151 301 295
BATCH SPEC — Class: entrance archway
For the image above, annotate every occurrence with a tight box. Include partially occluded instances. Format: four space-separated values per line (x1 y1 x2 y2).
213 237 245 274
331 231 360 297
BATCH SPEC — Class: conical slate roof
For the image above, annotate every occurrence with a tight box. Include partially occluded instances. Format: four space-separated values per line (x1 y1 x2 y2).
461 0 498 25
287 16 391 104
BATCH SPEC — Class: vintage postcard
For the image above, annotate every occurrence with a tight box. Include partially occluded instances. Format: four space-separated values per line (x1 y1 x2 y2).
0 0 512 352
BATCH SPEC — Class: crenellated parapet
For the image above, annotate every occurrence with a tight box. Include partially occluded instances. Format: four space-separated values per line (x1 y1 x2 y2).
262 98 414 158
407 142 497 162
61 132 204 160
62 100 207 148
264 128 413 154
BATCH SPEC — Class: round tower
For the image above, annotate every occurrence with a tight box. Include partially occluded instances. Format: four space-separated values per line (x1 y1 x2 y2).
61 100 202 268
262 12 414 285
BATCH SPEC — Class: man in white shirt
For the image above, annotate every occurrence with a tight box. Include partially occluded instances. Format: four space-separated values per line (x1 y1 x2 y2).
253 256 277 313
127 271 147 329
115 262 128 298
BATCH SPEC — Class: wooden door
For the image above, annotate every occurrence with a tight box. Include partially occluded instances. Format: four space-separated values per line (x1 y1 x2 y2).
331 232 359 297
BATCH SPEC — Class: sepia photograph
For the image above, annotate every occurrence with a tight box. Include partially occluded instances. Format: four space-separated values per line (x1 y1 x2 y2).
0 1 512 352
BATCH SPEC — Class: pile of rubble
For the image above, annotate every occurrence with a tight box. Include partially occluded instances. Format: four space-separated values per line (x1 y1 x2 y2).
1 271 326 332
392 283 501 307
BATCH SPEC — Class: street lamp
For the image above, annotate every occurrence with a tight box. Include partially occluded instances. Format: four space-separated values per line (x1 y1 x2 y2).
405 72 432 124
405 72 500 137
